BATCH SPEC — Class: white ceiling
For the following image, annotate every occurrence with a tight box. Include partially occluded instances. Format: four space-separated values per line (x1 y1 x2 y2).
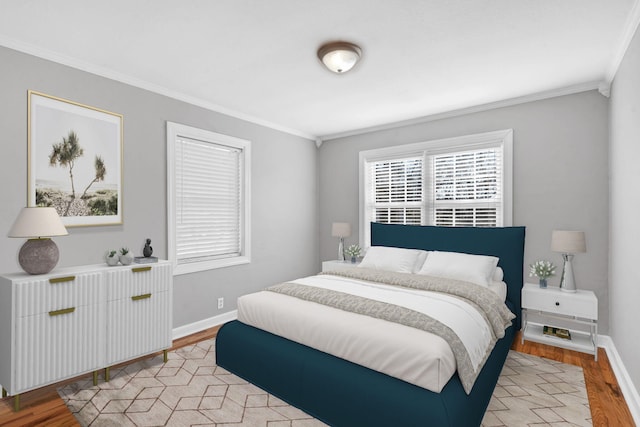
0 1 637 140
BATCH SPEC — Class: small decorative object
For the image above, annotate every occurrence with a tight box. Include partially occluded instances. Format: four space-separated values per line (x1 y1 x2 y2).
134 255 158 264
119 247 133 265
106 250 119 266
529 260 556 288
8 207 69 275
344 244 362 263
143 238 153 257
543 325 572 340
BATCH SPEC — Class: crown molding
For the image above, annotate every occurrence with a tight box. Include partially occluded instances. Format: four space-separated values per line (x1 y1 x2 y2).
605 0 640 83
319 81 603 142
0 36 315 141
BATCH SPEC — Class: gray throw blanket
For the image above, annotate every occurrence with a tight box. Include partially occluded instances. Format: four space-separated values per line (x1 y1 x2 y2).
267 268 515 394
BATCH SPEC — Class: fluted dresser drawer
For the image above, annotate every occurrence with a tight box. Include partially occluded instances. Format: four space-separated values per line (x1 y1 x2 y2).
104 262 172 301
14 272 102 317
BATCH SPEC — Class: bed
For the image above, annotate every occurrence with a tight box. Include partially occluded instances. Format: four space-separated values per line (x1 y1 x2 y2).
216 223 526 426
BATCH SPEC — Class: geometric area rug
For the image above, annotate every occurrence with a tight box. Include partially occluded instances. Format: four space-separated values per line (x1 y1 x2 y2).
58 338 326 427
58 339 591 426
481 351 591 427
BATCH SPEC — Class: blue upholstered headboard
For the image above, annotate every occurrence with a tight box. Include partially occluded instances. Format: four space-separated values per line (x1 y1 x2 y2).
370 223 526 329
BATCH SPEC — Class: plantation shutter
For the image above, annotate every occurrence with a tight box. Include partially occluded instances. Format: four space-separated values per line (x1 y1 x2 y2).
174 136 241 264
429 147 502 227
364 156 424 244
360 130 511 248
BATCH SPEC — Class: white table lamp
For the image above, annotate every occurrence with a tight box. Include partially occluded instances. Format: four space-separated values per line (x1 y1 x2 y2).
551 230 586 293
331 222 351 261
8 207 68 275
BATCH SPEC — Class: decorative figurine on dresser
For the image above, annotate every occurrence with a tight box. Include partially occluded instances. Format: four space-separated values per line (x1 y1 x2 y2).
143 238 153 257
135 238 158 264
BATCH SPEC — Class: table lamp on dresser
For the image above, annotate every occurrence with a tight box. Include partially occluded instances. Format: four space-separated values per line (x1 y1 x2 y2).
8 206 68 274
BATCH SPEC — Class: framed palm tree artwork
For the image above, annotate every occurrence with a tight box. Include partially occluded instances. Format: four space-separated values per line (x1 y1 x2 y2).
28 90 123 227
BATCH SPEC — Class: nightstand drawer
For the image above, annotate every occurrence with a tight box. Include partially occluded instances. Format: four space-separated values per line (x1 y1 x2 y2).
522 284 597 320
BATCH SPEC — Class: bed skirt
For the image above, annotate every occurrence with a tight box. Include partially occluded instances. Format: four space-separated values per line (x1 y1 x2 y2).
216 319 515 427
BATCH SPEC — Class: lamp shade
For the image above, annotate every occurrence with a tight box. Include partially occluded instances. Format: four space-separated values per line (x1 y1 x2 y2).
8 207 68 238
331 222 351 237
551 230 586 254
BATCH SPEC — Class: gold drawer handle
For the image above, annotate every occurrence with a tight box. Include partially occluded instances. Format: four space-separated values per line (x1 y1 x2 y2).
132 266 151 273
49 276 76 284
49 307 76 316
131 293 152 301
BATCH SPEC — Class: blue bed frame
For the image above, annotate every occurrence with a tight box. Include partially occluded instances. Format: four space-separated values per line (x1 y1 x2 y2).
216 223 525 426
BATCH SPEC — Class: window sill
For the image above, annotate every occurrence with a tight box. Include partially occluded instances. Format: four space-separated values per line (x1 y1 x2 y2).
172 256 250 276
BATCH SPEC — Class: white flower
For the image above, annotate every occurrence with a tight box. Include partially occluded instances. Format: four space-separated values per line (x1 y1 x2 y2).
529 260 556 279
345 244 362 257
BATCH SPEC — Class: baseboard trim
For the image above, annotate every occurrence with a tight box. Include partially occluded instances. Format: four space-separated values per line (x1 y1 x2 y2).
599 335 640 425
172 310 238 340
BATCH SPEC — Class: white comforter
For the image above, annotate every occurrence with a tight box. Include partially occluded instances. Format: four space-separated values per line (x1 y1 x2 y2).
237 273 499 392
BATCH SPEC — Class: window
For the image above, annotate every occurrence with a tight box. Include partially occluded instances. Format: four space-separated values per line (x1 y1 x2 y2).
167 122 251 275
360 129 512 247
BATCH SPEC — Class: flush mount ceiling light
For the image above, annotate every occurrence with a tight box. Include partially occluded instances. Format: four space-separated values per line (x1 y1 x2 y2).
317 41 362 74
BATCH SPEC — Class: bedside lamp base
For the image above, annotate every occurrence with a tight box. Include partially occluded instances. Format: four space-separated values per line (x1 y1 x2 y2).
559 253 577 293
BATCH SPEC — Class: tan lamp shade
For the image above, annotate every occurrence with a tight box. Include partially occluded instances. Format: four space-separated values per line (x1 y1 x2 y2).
331 222 351 238
8 207 68 238
551 230 586 254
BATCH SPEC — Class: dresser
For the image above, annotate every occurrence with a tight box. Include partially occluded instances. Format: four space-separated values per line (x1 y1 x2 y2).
521 283 598 360
0 261 172 411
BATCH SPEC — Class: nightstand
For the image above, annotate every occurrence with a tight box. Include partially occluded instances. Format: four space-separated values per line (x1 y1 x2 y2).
521 283 598 360
321 260 361 273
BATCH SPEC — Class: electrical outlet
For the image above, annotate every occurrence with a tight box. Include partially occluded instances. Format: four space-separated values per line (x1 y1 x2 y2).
217 297 224 309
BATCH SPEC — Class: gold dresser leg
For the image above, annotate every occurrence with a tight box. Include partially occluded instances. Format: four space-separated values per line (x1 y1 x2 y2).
163 349 168 363
2 387 6 398
93 370 99 386
104 367 110 382
13 394 20 412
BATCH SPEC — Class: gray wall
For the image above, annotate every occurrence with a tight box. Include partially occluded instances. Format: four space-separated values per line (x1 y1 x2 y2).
610 26 640 396
0 46 319 328
319 91 610 332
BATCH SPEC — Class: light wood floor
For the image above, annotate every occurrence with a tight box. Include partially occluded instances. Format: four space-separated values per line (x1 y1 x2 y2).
0 326 634 426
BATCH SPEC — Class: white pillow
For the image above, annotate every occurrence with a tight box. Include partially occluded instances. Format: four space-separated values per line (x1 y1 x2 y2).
417 250 499 287
488 280 507 301
359 246 427 273
492 266 504 282
414 250 429 273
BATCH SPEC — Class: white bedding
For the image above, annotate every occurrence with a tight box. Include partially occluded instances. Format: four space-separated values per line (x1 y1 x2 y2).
237 273 500 392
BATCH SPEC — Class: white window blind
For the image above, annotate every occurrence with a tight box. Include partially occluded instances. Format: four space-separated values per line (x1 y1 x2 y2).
175 137 241 263
167 122 251 275
359 130 512 247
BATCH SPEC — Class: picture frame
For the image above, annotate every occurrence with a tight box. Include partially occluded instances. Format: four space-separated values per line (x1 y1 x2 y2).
28 90 123 227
